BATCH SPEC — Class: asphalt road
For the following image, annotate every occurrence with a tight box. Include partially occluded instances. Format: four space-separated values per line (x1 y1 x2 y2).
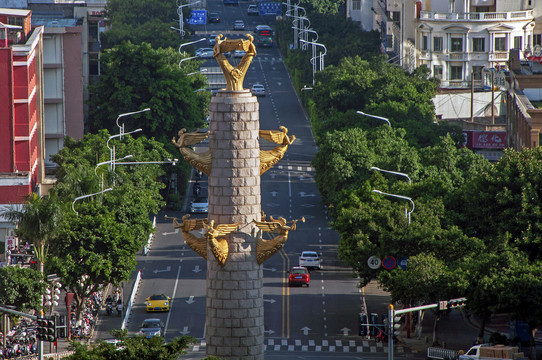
97 0 405 358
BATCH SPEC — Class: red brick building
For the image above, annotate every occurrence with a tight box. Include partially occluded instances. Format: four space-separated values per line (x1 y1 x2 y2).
0 8 45 243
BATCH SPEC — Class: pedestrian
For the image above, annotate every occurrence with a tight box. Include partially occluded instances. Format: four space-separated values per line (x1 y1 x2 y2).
116 302 122 316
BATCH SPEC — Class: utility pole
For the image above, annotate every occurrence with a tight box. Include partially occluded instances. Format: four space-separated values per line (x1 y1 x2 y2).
471 71 474 122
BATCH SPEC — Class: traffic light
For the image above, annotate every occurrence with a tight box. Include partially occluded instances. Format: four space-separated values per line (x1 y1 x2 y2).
45 316 56 342
447 297 467 309
37 315 48 341
390 314 403 337
359 313 368 336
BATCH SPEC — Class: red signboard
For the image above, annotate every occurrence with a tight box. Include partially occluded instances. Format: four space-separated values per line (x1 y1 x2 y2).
463 131 507 149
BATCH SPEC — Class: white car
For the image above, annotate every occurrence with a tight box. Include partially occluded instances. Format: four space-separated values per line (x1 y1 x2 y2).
299 251 322 269
233 20 245 30
190 197 209 214
233 49 246 58
250 83 266 96
196 48 214 59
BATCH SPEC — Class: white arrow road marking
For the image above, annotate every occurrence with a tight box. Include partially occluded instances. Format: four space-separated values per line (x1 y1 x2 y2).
266 203 280 207
153 266 171 274
264 329 275 335
186 296 195 304
263 298 276 304
301 326 311 335
299 192 316 197
270 191 278 197
180 326 190 335
192 265 202 273
341 327 351 336
162 229 179 236
301 215 316 220
262 267 276 272
300 204 315 208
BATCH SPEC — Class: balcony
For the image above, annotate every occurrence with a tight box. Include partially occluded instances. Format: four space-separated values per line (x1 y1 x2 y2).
488 52 508 61
420 10 533 22
445 52 468 61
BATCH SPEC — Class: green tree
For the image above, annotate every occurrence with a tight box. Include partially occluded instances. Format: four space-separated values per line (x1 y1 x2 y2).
0 267 46 312
87 42 208 143
101 0 179 49
67 330 195 360
47 130 171 321
1 193 62 274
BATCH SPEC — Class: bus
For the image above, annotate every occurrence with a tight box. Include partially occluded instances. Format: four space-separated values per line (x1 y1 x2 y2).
255 25 273 47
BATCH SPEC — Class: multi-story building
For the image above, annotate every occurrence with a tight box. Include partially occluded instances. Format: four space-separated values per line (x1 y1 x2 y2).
0 8 45 248
347 0 541 90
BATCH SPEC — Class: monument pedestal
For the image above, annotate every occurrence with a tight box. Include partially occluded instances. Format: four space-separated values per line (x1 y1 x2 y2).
206 90 264 360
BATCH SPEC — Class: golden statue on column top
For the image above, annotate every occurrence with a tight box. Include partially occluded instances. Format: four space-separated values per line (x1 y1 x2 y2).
213 34 256 91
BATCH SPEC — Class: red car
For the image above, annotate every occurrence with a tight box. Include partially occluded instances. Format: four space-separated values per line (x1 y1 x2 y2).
288 267 310 287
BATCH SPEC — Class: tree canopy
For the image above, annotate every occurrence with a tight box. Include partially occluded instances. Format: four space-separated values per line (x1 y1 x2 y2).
86 42 208 143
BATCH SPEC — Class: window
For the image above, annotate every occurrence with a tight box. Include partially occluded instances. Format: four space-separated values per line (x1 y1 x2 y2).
422 35 428 50
494 37 506 51
433 65 442 80
451 37 463 52
533 34 541 47
386 35 393 48
472 38 485 52
433 37 443 52
476 6 490 12
513 36 522 49
352 0 361 10
450 65 462 80
472 66 484 80
391 11 400 22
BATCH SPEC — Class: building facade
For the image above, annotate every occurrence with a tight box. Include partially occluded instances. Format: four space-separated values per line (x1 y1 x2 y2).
0 8 45 250
347 0 542 90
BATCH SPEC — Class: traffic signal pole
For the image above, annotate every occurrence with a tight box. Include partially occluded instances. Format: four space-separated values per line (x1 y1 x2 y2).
388 303 440 360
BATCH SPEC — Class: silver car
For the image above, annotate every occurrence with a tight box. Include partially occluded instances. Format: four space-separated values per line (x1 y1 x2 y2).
191 197 209 213
298 251 322 269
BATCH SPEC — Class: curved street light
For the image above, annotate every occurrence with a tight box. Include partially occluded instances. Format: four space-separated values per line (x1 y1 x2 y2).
357 110 391 127
95 155 133 177
370 167 411 184
116 108 150 138
372 189 414 224
179 37 206 56
187 68 208 76
179 55 200 69
72 188 113 215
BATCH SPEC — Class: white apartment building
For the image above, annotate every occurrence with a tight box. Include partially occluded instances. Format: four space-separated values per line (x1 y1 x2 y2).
347 0 542 90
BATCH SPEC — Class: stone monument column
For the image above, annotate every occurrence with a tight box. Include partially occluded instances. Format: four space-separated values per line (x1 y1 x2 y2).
206 90 263 359
170 34 299 360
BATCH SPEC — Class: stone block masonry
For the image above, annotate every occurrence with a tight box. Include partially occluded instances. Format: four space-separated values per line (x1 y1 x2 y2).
206 89 264 360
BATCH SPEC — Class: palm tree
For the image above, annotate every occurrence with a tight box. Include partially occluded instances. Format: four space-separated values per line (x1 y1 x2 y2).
1 193 62 274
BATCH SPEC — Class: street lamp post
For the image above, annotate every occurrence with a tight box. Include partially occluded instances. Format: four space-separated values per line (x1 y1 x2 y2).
372 189 414 224
370 167 411 184
357 110 391 127
72 188 113 215
175 1 202 39
116 108 150 140
107 129 142 171
178 37 206 56
179 55 200 68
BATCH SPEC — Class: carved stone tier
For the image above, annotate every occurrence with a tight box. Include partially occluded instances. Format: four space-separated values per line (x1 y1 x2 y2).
206 89 263 360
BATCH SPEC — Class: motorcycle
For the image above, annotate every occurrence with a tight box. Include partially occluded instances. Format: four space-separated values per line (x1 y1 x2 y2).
106 303 113 316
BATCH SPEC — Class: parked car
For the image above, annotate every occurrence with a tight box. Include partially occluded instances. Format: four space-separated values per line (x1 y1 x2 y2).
247 5 258 15
298 250 322 269
145 294 171 312
288 266 310 287
191 197 209 213
196 48 214 59
250 83 266 96
138 318 164 338
233 20 245 30
208 12 220 23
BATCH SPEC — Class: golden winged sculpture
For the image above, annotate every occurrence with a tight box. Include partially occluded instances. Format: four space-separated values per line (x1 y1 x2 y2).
203 220 240 266
259 126 296 175
166 214 208 259
172 128 212 176
213 34 256 91
253 215 305 265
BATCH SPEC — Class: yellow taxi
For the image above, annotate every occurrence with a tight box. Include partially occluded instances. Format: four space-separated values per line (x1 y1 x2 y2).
145 294 171 312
